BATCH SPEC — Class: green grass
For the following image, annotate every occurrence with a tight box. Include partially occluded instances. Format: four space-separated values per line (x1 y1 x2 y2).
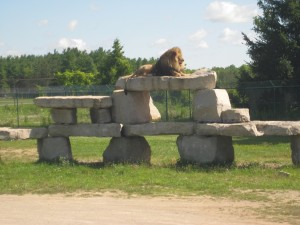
0 136 299 197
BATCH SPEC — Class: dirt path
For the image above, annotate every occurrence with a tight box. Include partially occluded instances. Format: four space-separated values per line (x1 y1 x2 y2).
0 193 296 225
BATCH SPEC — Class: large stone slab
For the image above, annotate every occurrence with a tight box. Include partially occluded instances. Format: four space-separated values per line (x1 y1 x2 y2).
122 122 195 136
253 121 300 136
195 122 263 136
38 137 72 161
115 71 217 91
34 96 112 108
193 89 231 123
49 124 122 137
176 135 234 165
0 127 48 140
112 90 161 124
103 136 151 164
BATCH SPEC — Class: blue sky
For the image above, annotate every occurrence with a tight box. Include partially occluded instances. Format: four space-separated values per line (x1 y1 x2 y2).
0 0 259 69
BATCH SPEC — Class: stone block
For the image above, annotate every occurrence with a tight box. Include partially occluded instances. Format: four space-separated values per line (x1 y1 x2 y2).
149 97 161 121
291 135 300 165
176 135 234 165
37 137 72 161
221 108 250 123
90 108 111 124
195 122 262 136
115 71 217 91
49 124 122 137
192 89 231 122
254 121 300 136
123 122 194 136
103 136 151 164
0 127 48 140
34 96 112 108
112 90 160 124
51 108 77 124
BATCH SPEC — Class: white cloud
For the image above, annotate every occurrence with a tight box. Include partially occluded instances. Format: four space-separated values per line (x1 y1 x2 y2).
219 28 243 45
0 42 4 47
196 41 209 49
153 38 168 46
189 29 209 49
58 38 87 50
38 19 48 26
205 1 257 23
189 29 207 41
69 20 78 31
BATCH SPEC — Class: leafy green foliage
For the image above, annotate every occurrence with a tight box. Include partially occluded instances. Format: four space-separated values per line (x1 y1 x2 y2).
243 0 300 81
0 39 156 88
55 70 95 86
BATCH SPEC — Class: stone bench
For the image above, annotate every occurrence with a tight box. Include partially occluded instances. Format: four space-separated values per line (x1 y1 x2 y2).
3 71 298 165
34 96 112 124
1 121 300 165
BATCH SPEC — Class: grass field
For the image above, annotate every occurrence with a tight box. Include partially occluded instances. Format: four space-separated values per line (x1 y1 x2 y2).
0 135 299 197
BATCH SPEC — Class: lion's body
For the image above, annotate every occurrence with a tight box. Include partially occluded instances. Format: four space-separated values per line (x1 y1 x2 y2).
131 47 185 78
131 64 153 77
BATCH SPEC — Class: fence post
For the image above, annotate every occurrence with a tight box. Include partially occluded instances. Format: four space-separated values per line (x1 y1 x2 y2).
165 90 169 121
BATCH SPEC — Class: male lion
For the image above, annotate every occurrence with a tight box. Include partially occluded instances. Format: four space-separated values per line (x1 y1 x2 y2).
131 47 186 77
124 47 186 94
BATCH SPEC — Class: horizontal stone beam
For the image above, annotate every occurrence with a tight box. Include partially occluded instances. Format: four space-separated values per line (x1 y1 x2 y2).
122 122 195 136
0 127 48 140
49 123 122 137
253 121 300 136
115 72 217 91
195 123 263 137
34 96 112 109
2 121 300 140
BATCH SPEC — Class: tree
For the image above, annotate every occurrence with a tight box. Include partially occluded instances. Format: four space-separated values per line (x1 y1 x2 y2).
100 39 132 84
242 0 300 81
55 70 95 86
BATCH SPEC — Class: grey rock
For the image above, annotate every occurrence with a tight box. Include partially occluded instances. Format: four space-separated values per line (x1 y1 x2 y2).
103 136 151 164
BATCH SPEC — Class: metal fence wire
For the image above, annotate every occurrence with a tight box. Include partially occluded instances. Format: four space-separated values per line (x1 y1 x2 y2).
0 81 300 127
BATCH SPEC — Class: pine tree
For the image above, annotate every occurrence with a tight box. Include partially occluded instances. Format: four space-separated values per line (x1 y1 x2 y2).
243 0 300 81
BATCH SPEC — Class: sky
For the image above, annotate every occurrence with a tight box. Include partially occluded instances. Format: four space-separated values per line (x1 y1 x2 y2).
0 0 259 69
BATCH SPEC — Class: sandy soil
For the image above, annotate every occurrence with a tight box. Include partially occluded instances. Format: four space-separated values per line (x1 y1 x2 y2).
0 193 298 225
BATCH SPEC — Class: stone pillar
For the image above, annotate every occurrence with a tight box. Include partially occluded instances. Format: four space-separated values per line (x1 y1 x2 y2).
192 89 231 123
37 137 72 161
291 135 300 165
51 108 77 124
90 108 111 124
103 136 151 164
111 90 161 124
176 135 234 165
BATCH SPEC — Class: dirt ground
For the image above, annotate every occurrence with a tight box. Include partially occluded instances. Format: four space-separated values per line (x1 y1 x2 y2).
0 192 299 225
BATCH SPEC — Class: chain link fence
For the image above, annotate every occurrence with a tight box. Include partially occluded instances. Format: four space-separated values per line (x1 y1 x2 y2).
0 81 300 127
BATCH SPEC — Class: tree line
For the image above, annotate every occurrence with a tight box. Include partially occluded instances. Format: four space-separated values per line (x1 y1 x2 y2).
0 39 158 89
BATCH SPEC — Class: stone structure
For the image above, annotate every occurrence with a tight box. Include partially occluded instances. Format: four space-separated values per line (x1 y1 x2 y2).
1 70 300 165
192 89 232 122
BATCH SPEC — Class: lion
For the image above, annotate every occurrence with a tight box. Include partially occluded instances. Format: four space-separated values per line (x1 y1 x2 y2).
124 47 186 94
131 47 186 77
